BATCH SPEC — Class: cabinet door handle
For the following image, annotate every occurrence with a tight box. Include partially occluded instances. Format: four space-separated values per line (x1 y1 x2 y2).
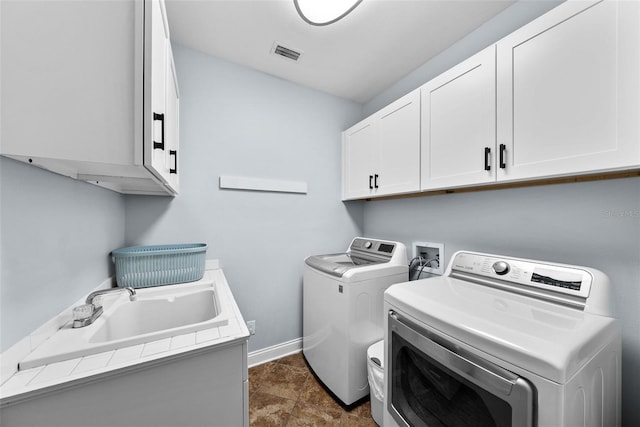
374 174 379 189
499 144 506 169
484 147 491 171
170 150 178 174
369 175 373 189
153 113 165 150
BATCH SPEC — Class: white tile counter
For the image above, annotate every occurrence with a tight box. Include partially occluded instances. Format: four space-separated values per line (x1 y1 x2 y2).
0 266 250 427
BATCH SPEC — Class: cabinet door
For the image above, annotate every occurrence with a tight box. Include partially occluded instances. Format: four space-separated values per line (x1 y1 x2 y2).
497 0 640 182
166 45 180 193
144 0 173 187
376 90 421 196
0 0 135 165
421 46 496 191
343 120 377 200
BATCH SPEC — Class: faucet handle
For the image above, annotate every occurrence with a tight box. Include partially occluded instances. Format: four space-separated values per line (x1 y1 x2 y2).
91 295 104 309
72 304 95 321
71 303 104 328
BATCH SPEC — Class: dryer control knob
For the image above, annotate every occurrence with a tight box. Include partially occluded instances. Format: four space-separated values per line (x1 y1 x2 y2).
364 241 373 249
493 261 510 275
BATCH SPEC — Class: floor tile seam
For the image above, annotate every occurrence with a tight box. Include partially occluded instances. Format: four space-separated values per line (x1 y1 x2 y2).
275 358 308 367
286 398 320 427
282 408 295 426
275 362 309 375
296 398 347 417
287 400 344 427
259 361 278 376
294 370 313 402
251 384 302 406
253 389 298 410
247 363 275 388
288 374 306 425
248 391 297 426
248 386 265 398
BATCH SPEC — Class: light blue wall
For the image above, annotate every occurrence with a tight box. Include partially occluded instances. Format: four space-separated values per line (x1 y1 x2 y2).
359 1 640 424
124 45 364 352
0 157 125 351
363 0 563 116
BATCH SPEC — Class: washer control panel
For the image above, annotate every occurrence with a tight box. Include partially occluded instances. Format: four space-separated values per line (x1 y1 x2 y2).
350 238 396 257
450 252 592 300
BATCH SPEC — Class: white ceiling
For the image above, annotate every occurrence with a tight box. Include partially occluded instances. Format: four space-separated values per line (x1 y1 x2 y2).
165 0 515 104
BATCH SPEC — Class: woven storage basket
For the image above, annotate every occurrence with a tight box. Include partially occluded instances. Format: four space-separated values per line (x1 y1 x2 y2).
111 244 207 288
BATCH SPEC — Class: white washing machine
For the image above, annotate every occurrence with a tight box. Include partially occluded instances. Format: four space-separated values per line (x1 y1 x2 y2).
384 251 621 427
303 237 408 405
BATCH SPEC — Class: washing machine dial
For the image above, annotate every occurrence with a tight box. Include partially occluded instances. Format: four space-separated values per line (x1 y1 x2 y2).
364 241 373 249
492 261 510 275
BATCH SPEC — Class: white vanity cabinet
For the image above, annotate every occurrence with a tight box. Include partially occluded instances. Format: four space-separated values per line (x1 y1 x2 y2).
0 0 180 195
420 46 497 191
496 0 640 183
342 90 420 200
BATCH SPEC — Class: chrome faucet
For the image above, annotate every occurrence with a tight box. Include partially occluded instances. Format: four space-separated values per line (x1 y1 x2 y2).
86 287 137 305
72 287 137 328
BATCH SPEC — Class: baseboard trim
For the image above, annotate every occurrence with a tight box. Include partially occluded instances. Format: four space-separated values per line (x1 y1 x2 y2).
248 338 303 368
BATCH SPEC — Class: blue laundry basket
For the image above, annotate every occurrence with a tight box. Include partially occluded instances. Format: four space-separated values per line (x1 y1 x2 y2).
111 243 208 288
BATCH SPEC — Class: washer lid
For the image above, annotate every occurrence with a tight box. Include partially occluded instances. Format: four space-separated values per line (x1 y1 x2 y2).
385 276 619 383
305 253 389 277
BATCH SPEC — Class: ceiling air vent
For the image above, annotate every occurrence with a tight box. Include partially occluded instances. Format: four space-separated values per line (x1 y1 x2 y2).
272 42 303 62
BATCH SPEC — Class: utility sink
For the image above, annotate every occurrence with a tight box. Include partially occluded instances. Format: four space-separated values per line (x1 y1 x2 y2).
89 290 220 343
19 279 229 370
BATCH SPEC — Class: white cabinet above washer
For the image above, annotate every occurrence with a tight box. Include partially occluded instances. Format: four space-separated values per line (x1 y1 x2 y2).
0 0 180 196
420 46 497 191
342 90 420 200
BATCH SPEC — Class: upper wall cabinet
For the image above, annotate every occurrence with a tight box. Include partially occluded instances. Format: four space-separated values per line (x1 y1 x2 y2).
342 90 420 200
0 0 180 195
343 119 377 200
496 0 640 182
343 0 639 199
421 46 496 191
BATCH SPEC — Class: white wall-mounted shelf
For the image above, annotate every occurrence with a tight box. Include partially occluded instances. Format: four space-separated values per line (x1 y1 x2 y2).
219 176 307 194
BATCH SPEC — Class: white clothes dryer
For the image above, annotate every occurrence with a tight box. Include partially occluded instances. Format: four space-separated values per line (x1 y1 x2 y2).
384 251 621 427
303 237 408 405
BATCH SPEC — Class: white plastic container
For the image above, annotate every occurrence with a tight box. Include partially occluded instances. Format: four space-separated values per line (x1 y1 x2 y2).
367 340 385 426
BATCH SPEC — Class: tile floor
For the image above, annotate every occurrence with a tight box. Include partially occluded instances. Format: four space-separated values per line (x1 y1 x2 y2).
249 352 377 426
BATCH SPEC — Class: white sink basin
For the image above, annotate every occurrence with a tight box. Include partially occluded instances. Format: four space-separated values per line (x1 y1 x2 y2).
90 290 220 343
20 278 229 370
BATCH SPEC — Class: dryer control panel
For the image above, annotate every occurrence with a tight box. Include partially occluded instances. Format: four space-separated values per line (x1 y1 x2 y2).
449 252 593 302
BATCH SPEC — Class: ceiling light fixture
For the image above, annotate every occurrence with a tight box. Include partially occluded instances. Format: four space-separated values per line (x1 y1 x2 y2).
294 0 363 26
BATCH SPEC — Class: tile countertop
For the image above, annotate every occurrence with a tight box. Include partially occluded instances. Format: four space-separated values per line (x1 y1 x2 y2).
0 265 250 406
